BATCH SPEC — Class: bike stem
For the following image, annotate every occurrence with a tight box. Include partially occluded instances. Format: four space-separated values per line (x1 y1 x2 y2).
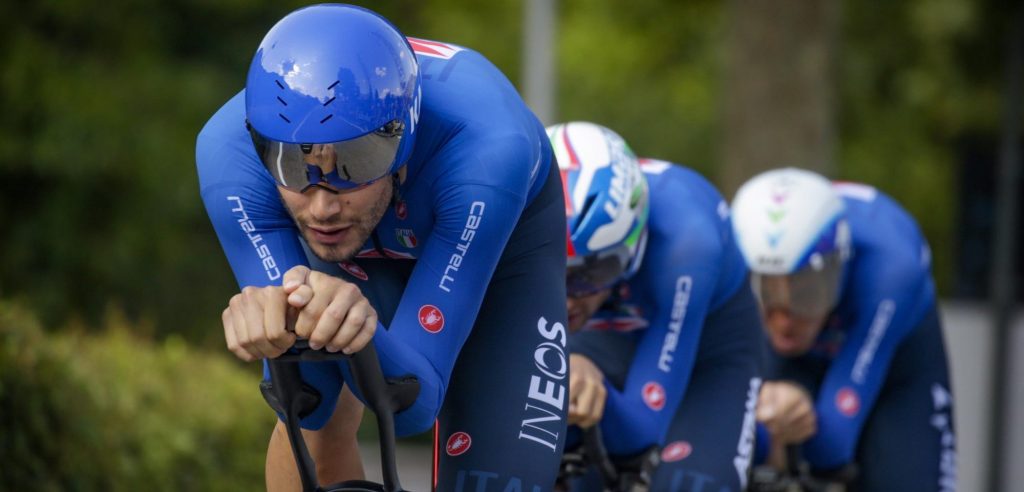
265 340 420 492
582 426 620 491
347 345 412 492
265 359 322 492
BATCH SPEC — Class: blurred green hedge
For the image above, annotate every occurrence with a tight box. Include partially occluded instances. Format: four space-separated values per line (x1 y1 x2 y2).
0 301 273 491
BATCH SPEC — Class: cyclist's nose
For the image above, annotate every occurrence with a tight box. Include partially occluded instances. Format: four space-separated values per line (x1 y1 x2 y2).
307 186 342 220
766 308 795 332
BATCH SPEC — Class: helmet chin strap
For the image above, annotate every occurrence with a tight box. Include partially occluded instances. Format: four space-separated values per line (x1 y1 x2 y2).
366 173 403 259
363 172 409 260
390 172 402 207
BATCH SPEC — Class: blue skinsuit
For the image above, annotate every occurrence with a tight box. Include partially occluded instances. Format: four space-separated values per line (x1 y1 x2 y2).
569 160 765 491
756 183 957 492
198 38 570 491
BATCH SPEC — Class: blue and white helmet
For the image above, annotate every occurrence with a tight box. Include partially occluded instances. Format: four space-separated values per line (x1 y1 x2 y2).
547 122 650 296
245 4 421 191
731 167 851 317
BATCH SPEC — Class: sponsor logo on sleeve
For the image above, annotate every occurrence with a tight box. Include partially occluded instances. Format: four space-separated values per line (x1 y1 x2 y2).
661 441 693 462
445 431 472 456
836 387 861 417
439 201 485 293
642 382 667 411
658 276 692 372
851 300 895 384
734 377 761 489
518 317 568 452
227 196 281 281
418 305 445 333
931 383 957 491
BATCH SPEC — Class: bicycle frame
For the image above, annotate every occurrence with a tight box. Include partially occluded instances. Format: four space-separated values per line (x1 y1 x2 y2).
261 340 419 492
559 427 657 492
748 445 857 492
583 427 622 491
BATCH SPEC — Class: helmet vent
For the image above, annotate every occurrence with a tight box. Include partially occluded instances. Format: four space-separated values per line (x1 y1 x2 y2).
276 96 288 106
278 113 291 123
318 81 340 124
275 80 285 90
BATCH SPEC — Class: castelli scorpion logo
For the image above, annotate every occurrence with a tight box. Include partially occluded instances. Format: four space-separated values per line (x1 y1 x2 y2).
446 431 472 456
418 305 444 333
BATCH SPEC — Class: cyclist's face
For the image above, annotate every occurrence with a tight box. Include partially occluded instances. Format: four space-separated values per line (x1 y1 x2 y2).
278 176 392 263
756 275 830 356
566 288 612 332
762 306 827 357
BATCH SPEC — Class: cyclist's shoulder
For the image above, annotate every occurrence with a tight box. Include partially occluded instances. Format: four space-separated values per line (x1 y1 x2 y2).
414 128 541 196
640 158 696 183
195 90 275 196
409 36 479 65
414 37 525 120
842 191 929 275
197 89 246 149
642 159 725 207
643 160 730 246
835 182 918 231
413 109 546 196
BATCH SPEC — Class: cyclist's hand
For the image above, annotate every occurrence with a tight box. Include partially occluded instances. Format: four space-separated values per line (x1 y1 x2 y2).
222 285 297 362
757 381 817 444
282 265 378 354
568 353 607 428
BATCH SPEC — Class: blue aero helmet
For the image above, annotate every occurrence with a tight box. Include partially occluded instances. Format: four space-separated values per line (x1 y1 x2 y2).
731 167 852 319
245 4 421 192
547 122 650 297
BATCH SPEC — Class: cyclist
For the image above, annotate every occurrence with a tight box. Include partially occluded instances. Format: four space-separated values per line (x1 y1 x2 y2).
731 168 957 491
196 4 569 490
550 121 764 491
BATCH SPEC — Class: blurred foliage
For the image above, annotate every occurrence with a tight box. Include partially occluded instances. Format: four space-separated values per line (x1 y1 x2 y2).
835 0 1009 293
556 0 724 176
0 300 273 490
0 0 1009 336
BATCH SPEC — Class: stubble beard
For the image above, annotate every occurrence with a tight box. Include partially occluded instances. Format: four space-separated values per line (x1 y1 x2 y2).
288 184 393 263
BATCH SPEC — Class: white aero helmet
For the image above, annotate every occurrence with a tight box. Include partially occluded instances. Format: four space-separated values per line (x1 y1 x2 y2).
547 122 650 296
731 167 851 318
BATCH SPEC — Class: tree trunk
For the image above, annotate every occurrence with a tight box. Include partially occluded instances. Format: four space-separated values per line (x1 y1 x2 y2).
721 0 839 197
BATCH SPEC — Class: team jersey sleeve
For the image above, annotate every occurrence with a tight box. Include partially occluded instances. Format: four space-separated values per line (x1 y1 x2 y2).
803 254 932 469
598 213 725 457
196 123 310 289
366 136 533 435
